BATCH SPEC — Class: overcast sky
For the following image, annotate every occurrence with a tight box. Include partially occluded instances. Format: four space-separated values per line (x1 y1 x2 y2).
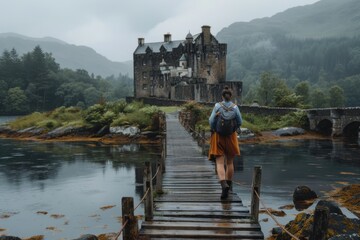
0 0 319 62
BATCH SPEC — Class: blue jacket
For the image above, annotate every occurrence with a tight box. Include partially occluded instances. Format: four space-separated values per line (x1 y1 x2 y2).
209 101 242 131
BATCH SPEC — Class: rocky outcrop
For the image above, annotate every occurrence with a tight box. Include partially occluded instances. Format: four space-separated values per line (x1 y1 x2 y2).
72 234 98 240
316 200 343 215
330 184 360 217
274 127 305 136
274 212 360 240
329 234 360 240
0 237 22 240
110 126 140 136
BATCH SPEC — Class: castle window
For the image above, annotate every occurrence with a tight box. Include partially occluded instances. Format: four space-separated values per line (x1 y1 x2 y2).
207 65 211 75
142 59 146 66
142 72 147 79
142 84 148 90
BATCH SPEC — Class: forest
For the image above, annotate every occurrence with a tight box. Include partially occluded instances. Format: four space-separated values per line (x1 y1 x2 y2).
226 34 360 107
0 46 133 115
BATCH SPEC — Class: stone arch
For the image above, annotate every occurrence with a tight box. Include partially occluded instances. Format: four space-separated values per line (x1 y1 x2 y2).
343 121 360 138
316 119 332 136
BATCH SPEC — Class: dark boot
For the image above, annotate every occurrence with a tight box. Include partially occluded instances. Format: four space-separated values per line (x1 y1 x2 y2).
227 180 233 192
220 180 230 200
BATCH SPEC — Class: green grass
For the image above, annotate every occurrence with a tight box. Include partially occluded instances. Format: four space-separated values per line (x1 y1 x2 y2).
158 106 181 113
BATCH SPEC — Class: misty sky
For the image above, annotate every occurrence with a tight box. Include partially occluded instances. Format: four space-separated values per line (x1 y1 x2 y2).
0 0 319 62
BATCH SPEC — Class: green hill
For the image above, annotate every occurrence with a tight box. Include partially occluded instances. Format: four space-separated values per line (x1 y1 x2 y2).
0 33 132 78
216 0 360 107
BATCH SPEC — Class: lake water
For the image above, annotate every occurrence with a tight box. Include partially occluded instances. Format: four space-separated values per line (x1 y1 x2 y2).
233 138 360 236
0 138 159 239
1 115 359 239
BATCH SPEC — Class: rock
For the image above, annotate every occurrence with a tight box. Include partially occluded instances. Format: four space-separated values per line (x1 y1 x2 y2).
44 126 78 138
110 126 140 136
293 186 317 202
72 234 98 240
141 131 160 138
316 200 343 215
238 127 255 139
17 127 45 136
274 127 305 136
0 237 22 240
96 125 109 136
274 212 360 240
0 126 15 134
327 213 360 237
293 186 317 210
272 227 282 235
329 234 360 240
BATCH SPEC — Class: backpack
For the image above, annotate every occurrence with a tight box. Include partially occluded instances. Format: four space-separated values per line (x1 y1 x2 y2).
215 102 237 136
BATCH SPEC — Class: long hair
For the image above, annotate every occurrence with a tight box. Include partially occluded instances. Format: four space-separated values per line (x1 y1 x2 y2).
222 86 232 101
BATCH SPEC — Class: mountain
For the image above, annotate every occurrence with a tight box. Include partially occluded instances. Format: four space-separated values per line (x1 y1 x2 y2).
0 33 133 78
218 0 360 46
215 0 360 107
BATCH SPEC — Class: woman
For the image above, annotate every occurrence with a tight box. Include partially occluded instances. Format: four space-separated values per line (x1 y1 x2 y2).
209 86 242 199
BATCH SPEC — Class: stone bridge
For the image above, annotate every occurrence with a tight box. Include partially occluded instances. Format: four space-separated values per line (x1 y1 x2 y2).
307 108 360 137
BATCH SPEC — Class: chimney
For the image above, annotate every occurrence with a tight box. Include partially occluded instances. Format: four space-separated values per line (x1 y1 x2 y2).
201 25 211 45
138 38 144 46
164 33 172 42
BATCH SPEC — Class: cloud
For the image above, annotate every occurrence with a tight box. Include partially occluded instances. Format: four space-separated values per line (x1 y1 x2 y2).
0 0 319 61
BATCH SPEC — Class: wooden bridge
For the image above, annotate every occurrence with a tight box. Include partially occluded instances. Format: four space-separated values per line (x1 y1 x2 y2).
135 112 264 239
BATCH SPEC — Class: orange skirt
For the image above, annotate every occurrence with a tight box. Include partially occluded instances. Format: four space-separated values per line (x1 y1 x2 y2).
208 132 240 159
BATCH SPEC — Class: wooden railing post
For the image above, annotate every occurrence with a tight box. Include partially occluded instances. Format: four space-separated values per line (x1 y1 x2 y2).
122 197 138 240
162 138 166 173
144 161 153 221
310 206 329 240
201 129 205 153
251 166 262 222
156 159 163 194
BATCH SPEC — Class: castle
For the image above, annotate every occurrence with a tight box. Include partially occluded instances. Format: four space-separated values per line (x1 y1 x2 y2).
133 25 242 103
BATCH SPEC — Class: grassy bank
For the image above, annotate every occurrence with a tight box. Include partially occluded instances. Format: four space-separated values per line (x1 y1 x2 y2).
182 101 308 134
7 100 162 132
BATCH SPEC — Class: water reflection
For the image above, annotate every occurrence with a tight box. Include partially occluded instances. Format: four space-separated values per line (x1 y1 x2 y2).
0 140 159 186
0 139 159 239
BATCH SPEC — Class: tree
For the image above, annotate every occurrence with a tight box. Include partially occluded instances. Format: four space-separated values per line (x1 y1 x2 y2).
310 89 328 108
295 81 310 104
4 87 28 114
257 72 283 106
339 74 360 106
84 87 102 106
328 85 345 107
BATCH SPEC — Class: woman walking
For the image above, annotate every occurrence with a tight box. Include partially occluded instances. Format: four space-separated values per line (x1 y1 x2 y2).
209 86 242 199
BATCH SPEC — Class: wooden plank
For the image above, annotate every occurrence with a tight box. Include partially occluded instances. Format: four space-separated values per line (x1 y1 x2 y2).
152 216 255 223
141 221 260 231
155 205 248 212
153 211 252 219
155 202 244 209
139 229 264 239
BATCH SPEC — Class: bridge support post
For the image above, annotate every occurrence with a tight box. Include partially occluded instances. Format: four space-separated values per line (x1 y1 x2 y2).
251 166 262 222
144 161 153 221
331 109 343 137
122 197 138 240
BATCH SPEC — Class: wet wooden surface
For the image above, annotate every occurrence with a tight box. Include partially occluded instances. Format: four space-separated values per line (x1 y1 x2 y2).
139 113 264 239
